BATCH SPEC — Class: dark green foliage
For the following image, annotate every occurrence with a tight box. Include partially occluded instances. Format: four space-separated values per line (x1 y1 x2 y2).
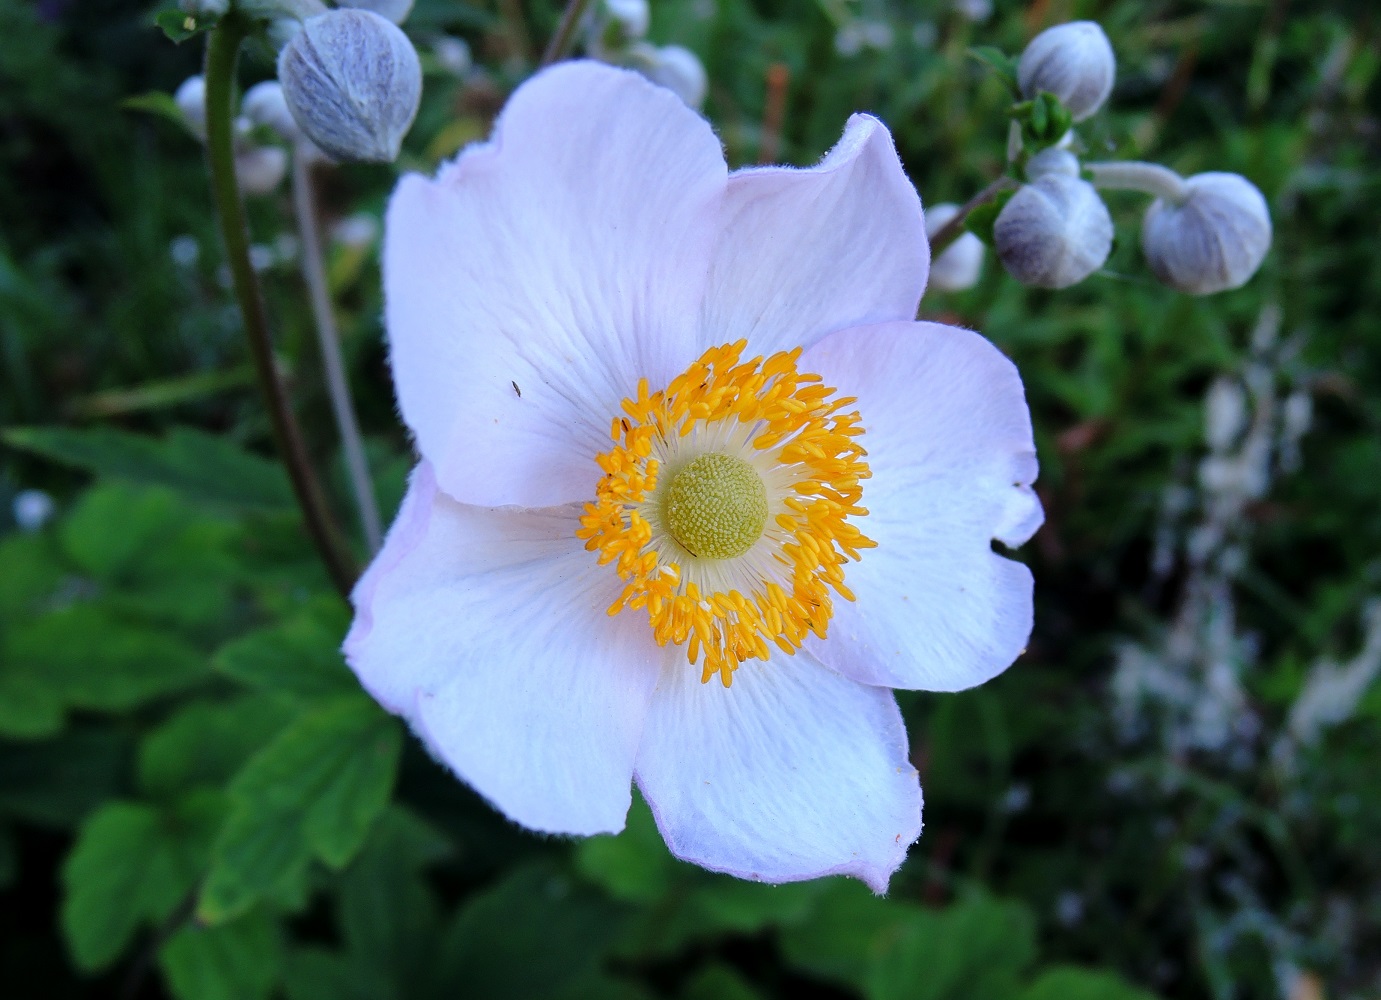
2 0 1379 998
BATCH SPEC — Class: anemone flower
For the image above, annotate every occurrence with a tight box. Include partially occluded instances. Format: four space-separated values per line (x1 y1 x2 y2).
345 61 1041 891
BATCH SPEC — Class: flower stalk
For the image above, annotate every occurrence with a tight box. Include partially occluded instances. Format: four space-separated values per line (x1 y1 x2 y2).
291 148 384 554
204 19 358 598
1085 160 1190 204
541 0 595 66
926 176 1018 259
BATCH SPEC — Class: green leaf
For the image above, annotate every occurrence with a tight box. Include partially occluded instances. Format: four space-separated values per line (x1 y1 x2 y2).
2 426 293 511
965 191 1014 247
60 482 189 580
5 603 207 712
0 532 62 618
968 46 1020 96
337 808 451 996
865 895 1038 1000
283 949 373 1000
432 863 629 1000
680 965 766 1000
1017 967 1161 1000
61 796 222 971
214 609 356 699
159 911 282 1000
778 877 916 990
0 662 65 739
154 8 218 43
138 696 295 797
199 697 401 923
121 90 197 135
575 795 678 904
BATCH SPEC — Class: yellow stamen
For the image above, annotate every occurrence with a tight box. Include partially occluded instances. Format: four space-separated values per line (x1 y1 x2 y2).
576 341 875 687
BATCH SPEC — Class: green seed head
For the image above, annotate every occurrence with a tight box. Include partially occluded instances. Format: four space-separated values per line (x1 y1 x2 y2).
662 452 769 560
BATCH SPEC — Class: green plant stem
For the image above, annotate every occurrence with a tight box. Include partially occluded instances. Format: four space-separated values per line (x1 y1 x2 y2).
204 21 358 599
928 175 1017 258
541 0 594 66
291 147 383 554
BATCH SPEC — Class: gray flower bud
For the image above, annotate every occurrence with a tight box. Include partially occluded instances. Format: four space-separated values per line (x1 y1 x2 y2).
337 0 414 25
1141 172 1271 295
628 43 707 109
924 203 985 292
1017 21 1115 122
277 9 422 163
242 80 302 143
174 75 207 139
235 145 289 195
1025 146 1079 180
994 174 1113 288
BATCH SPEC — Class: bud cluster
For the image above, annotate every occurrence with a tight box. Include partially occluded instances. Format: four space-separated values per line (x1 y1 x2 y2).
174 74 290 195
584 0 707 108
977 20 1271 295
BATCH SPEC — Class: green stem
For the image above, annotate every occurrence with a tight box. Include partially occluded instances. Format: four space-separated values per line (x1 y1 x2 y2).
541 0 594 66
204 21 358 599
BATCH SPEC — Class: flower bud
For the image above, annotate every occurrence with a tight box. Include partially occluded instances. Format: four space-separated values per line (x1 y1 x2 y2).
432 35 472 77
277 9 422 163
1024 146 1079 180
1017 21 1115 122
924 203 984 292
242 80 302 143
236 145 289 195
13 489 55 533
604 0 650 41
994 174 1112 288
1141 172 1271 295
174 75 207 139
1204 377 1247 451
337 0 414 25
628 43 707 108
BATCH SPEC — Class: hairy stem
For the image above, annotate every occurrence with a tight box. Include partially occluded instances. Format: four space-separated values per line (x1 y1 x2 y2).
292 148 383 554
1085 161 1190 204
204 21 358 598
927 176 1018 257
541 0 594 66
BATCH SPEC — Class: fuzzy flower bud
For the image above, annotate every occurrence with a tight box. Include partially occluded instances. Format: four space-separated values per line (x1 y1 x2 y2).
277 9 422 163
994 174 1112 288
174 75 207 139
236 145 289 195
1141 173 1272 295
1024 146 1079 180
242 80 302 143
628 43 708 108
924 203 985 292
1017 21 1115 122
336 0 414 25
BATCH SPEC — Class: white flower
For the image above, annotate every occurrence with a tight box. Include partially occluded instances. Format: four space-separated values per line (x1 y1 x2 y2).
346 63 1041 890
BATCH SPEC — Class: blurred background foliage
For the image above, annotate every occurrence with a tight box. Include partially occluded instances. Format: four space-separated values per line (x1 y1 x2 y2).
1 0 1379 997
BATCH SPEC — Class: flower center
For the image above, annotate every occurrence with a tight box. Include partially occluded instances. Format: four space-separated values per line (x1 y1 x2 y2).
663 453 769 559
577 341 875 687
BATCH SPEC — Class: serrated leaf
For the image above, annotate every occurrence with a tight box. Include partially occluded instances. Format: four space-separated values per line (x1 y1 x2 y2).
2 426 293 511
61 796 222 971
1017 967 1162 1000
865 895 1038 1000
214 610 356 699
5 603 207 712
199 697 401 923
138 696 295 797
60 482 189 580
155 8 216 43
159 911 282 1000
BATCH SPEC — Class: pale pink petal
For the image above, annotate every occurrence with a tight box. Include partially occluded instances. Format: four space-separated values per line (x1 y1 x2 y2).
700 115 929 357
801 321 1042 692
344 463 661 836
634 651 922 893
385 62 727 508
